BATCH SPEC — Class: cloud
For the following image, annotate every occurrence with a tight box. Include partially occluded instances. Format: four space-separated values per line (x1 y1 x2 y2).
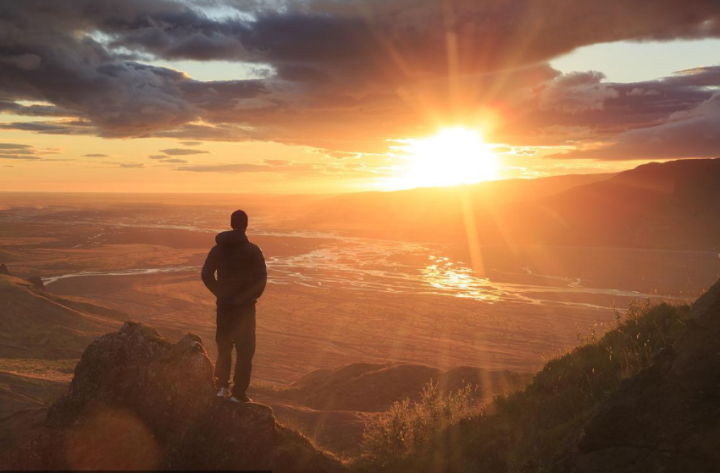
0 143 32 150
0 99 73 117
174 159 386 178
0 0 719 154
119 163 145 168
0 142 55 160
175 163 300 173
161 158 188 163
0 154 42 160
148 155 166 159
0 120 96 135
538 72 619 113
180 141 202 146
499 65 720 149
264 159 290 166
160 148 210 156
0 54 41 71
84 153 108 157
549 92 720 160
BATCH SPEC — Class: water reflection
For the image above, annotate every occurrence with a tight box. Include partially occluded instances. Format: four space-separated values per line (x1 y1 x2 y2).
22 206 705 311
423 256 502 303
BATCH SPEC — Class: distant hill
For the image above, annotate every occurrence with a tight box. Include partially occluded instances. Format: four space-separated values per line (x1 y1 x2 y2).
301 158 720 251
496 158 720 249
0 275 127 359
299 173 614 241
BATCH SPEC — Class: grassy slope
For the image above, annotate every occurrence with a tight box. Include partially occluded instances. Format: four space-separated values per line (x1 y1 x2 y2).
258 363 530 413
0 275 127 359
355 301 688 473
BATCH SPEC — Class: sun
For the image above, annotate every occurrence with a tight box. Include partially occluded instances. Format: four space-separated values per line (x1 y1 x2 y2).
386 127 500 190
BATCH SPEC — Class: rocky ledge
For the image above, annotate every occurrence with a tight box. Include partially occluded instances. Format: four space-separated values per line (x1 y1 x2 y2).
7 322 341 472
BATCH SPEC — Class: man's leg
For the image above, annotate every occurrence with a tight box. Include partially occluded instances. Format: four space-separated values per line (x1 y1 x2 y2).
214 308 234 390
231 307 256 398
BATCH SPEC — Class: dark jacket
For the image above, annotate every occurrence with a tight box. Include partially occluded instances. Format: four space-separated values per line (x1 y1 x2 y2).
202 230 267 308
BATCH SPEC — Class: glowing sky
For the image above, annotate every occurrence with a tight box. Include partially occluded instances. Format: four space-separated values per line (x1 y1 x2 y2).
1 1 720 193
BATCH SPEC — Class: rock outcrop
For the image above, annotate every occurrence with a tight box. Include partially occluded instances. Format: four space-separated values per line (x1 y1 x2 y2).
7 322 341 472
24 275 45 290
558 280 720 473
0 263 9 275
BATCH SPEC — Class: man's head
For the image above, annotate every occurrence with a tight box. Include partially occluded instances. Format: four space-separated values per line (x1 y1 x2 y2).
231 210 248 231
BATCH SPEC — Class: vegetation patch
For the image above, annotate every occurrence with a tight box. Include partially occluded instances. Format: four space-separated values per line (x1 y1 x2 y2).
354 301 688 473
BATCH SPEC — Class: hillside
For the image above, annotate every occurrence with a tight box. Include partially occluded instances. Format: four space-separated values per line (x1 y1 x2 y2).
299 173 614 241
254 363 530 457
356 279 720 473
0 274 127 359
1 275 718 471
500 158 720 249
260 362 530 412
301 158 720 251
0 273 128 441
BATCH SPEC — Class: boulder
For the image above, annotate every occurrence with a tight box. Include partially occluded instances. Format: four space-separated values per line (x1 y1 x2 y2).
25 275 44 290
7 322 341 472
557 280 720 473
0 264 8 275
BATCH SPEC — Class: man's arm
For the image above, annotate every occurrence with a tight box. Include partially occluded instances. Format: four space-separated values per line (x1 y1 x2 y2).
201 246 219 296
251 247 268 300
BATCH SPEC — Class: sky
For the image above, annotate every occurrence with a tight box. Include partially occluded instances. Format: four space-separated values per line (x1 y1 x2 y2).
1 0 719 193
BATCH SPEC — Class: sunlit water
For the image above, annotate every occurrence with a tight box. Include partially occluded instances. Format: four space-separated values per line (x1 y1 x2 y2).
4 205 712 311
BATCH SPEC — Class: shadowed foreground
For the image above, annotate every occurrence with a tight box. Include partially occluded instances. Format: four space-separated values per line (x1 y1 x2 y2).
355 280 720 473
4 322 340 472
4 279 720 472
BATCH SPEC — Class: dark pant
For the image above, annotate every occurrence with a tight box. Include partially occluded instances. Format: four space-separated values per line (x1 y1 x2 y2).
214 305 256 397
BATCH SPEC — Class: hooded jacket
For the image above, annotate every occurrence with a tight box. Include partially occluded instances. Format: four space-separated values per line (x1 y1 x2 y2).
201 230 267 308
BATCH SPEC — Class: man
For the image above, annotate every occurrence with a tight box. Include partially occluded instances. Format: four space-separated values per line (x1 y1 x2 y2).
202 210 267 403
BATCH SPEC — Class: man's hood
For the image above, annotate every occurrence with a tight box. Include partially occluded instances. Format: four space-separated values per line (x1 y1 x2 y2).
215 230 249 246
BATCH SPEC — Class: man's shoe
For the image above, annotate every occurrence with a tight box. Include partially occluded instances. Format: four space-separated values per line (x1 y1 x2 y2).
230 393 252 403
217 387 230 398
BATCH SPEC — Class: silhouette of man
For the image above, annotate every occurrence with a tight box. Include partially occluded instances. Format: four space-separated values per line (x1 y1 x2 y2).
202 210 267 403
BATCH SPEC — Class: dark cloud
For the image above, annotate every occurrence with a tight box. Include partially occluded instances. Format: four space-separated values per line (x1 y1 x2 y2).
0 120 96 135
148 155 166 159
119 163 145 168
160 148 210 155
0 142 53 160
0 143 32 150
84 153 108 157
538 72 619 113
0 0 719 154
0 99 73 117
149 123 256 141
492 65 720 151
180 141 202 146
549 92 720 160
160 158 188 163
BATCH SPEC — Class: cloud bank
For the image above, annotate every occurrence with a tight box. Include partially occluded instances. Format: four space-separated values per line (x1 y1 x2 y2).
0 0 719 159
